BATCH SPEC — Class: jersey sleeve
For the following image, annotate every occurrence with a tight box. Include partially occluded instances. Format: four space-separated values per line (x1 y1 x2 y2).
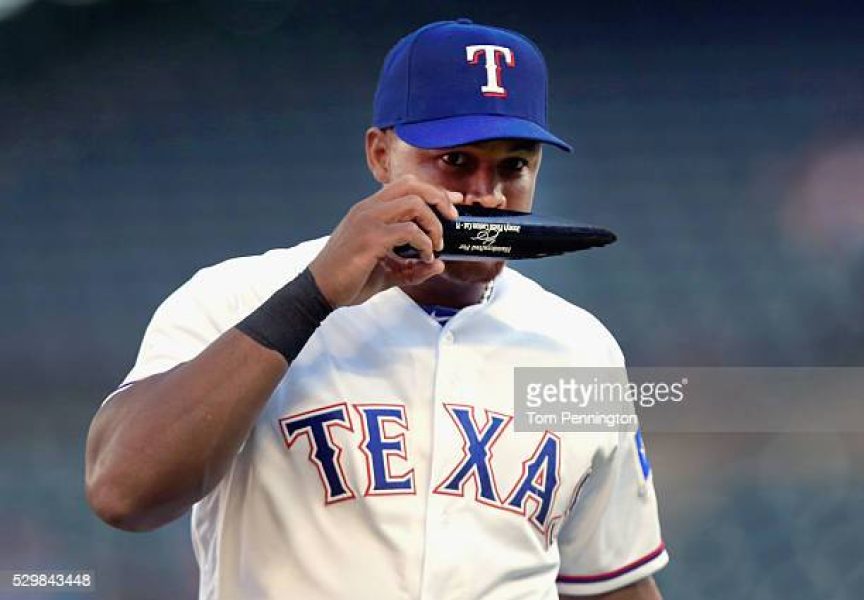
555 426 668 596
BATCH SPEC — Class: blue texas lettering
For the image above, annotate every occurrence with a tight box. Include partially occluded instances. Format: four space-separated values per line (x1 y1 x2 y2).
279 402 561 534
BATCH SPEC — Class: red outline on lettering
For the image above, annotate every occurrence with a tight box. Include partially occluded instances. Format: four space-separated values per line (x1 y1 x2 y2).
567 468 592 514
502 431 562 536
466 45 515 98
545 514 562 549
484 48 515 98
433 403 512 511
545 468 592 549
354 403 416 497
279 402 357 506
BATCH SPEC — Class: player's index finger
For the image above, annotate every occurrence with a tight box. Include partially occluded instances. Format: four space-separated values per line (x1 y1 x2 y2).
404 179 460 219
394 195 445 251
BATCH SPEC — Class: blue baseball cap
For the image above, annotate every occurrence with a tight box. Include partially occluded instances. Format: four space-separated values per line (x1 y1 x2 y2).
373 19 572 152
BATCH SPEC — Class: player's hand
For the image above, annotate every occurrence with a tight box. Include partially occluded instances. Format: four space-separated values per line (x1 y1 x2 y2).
309 174 461 307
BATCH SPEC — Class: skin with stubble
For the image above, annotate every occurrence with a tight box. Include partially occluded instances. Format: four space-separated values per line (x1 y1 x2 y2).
84 127 659 600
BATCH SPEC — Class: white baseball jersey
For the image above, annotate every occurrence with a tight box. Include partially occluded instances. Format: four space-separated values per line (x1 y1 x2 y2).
107 237 668 599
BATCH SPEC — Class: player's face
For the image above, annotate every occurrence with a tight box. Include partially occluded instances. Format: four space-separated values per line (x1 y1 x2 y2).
383 131 541 213
371 129 543 284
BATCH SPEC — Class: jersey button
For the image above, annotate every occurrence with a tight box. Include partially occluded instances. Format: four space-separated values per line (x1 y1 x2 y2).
443 331 455 344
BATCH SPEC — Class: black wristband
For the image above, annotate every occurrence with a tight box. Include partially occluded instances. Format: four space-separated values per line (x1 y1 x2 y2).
235 267 333 362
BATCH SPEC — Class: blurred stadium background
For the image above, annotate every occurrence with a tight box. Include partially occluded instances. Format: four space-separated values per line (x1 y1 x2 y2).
1 1 863 598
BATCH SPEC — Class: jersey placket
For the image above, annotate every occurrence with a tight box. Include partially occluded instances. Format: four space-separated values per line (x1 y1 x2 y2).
416 305 485 600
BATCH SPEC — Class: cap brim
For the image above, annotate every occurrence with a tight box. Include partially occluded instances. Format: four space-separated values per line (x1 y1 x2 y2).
394 115 572 152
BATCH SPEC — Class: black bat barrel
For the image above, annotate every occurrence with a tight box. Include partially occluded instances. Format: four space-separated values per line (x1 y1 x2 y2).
393 205 617 261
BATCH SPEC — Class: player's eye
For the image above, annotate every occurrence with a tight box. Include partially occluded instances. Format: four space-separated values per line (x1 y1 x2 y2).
440 152 469 168
501 157 529 173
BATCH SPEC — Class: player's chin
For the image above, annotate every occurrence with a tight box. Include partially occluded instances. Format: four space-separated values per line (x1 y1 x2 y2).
441 260 505 284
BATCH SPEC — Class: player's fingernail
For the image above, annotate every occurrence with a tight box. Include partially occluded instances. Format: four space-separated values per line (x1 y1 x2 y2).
436 238 444 251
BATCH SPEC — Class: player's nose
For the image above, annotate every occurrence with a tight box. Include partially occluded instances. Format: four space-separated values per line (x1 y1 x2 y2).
460 169 506 209
462 192 505 209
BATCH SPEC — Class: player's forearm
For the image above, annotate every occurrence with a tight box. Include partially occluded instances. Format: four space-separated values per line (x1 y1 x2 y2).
85 328 287 532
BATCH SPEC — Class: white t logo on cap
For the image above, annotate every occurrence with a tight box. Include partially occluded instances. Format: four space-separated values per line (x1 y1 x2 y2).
466 45 515 98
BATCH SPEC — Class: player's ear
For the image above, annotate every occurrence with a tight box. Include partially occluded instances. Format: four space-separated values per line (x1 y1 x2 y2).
365 127 392 184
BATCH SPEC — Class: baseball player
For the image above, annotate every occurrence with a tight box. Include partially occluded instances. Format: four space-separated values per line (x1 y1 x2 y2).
85 19 668 599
